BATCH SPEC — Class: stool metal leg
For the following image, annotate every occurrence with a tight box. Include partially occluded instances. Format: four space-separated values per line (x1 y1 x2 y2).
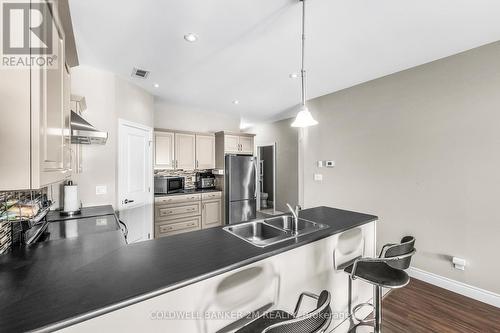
374 286 382 333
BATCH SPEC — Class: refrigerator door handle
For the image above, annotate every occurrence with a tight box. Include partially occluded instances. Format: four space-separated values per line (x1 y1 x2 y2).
253 157 258 199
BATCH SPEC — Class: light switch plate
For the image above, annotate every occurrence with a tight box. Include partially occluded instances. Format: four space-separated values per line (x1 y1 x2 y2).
314 174 323 181
325 160 336 168
96 185 107 195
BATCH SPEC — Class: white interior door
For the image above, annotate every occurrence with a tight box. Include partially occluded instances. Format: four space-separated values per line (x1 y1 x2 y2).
118 119 153 243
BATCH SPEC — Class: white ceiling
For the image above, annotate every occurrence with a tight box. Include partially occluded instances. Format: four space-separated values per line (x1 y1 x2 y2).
69 0 500 124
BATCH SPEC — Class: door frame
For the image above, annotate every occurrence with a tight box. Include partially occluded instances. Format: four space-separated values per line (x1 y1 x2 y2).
117 118 154 238
256 143 276 214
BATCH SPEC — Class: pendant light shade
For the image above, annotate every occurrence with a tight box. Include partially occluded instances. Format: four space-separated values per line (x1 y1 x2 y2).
291 0 318 128
291 105 318 127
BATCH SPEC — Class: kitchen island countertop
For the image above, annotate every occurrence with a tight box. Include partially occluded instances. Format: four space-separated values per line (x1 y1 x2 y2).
0 206 377 332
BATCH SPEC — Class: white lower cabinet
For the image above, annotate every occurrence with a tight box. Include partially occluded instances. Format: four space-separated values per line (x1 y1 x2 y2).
202 199 222 229
61 222 376 333
154 192 222 238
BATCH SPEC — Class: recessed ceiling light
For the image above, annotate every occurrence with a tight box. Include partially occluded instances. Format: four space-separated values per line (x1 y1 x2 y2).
184 33 199 42
153 83 160 88
232 100 240 105
289 73 299 79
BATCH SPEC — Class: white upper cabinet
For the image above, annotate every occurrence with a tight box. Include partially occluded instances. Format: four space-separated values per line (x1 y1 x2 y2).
154 132 175 169
40 34 65 172
224 135 240 154
222 134 254 155
239 136 254 155
175 133 196 170
196 135 215 169
0 4 73 190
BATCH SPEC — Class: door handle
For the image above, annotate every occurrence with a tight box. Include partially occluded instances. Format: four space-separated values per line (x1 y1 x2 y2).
124 199 135 204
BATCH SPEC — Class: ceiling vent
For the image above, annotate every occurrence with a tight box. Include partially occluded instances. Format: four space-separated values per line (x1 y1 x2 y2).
131 67 150 79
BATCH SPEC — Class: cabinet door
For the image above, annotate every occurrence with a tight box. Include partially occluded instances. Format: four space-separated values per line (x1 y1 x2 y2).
41 35 65 171
224 135 240 154
239 136 254 155
202 199 222 228
154 132 175 169
63 64 72 171
175 133 196 170
196 135 215 169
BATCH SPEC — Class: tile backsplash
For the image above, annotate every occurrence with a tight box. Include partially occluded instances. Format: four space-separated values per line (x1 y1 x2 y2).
154 169 210 189
0 188 51 254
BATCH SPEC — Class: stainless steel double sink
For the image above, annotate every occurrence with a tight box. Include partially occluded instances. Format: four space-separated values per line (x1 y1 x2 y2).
223 215 329 248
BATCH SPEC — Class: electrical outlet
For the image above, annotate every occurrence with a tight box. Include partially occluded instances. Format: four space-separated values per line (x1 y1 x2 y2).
96 185 107 195
314 174 323 181
452 257 466 270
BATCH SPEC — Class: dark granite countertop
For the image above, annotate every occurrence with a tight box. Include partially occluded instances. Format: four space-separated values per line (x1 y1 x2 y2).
0 206 377 332
155 188 221 197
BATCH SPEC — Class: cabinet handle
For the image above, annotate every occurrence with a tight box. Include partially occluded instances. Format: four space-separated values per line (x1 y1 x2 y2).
196 160 199 169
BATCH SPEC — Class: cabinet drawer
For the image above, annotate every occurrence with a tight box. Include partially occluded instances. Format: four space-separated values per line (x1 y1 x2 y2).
155 217 201 238
155 194 201 205
155 202 201 221
201 192 222 200
158 203 200 217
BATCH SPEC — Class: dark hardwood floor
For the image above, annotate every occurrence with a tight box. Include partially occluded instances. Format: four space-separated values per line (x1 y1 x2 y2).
379 278 500 333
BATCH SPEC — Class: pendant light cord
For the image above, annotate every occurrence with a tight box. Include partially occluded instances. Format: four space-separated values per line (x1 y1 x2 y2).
301 0 307 107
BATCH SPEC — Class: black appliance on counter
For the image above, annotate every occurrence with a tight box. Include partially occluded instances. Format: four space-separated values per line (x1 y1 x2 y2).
195 172 216 190
154 176 185 194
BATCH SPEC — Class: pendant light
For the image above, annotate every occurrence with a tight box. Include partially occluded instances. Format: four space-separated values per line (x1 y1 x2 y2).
291 0 318 127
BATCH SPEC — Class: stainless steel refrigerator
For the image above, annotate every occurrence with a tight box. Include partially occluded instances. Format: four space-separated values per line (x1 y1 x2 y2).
225 155 257 224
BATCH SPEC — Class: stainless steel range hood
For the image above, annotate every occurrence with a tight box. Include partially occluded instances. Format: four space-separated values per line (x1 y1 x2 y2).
71 111 108 144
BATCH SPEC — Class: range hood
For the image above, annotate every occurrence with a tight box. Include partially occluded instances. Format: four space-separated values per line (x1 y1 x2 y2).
70 111 108 145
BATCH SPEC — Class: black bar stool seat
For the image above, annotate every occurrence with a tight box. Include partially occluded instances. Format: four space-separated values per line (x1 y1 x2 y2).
344 236 416 333
344 262 410 288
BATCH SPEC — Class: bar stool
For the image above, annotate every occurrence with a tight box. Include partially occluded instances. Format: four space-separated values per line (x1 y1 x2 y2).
235 290 332 333
344 236 416 333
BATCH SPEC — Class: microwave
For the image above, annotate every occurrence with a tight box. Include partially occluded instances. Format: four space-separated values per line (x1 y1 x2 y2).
154 176 185 194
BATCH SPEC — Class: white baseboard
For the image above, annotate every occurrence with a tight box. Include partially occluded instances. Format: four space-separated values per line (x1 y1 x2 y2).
408 267 500 308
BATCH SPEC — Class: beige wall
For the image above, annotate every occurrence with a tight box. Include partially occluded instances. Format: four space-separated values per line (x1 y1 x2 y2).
249 118 299 212
301 41 500 293
68 65 154 208
154 102 240 132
